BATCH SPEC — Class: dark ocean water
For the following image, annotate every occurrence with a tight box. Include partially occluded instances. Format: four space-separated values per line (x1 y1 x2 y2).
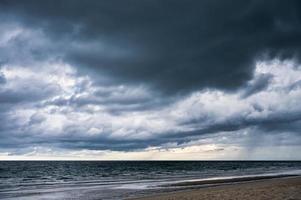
0 161 301 199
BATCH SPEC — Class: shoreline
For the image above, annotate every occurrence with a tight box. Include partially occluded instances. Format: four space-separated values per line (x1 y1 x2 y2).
162 173 299 187
131 176 301 200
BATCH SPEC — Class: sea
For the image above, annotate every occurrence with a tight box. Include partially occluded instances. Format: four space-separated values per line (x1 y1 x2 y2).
0 161 301 200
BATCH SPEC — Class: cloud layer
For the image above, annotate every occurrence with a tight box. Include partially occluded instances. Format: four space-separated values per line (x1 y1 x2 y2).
0 0 301 159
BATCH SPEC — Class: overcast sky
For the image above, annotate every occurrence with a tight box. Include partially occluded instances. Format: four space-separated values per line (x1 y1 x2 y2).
1 0 301 160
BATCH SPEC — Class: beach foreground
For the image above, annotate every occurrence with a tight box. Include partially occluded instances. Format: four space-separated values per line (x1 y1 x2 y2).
132 176 301 200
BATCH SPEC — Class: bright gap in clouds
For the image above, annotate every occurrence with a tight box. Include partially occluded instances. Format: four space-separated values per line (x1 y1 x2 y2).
1 58 301 160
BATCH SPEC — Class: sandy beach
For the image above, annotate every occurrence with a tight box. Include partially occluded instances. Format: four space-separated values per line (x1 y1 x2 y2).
132 176 301 200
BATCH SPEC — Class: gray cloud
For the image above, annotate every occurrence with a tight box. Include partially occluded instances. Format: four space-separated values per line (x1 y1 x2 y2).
0 73 5 84
0 0 301 158
241 73 273 98
1 0 301 95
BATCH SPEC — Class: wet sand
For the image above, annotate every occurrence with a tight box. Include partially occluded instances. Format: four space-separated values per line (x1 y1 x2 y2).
132 176 301 200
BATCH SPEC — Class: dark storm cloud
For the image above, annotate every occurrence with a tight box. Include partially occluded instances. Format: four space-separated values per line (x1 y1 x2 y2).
0 79 59 105
43 87 171 115
241 73 273 98
179 111 301 139
0 90 51 104
1 0 301 94
1 0 301 157
0 72 5 84
2 106 300 152
288 80 301 91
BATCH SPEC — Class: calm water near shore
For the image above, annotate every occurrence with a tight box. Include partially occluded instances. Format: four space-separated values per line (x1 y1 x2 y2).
0 161 301 200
